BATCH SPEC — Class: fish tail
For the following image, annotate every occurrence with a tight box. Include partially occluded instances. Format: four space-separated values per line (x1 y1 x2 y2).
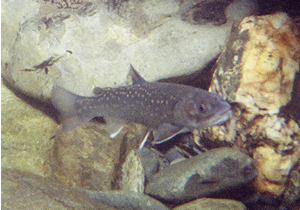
51 86 92 134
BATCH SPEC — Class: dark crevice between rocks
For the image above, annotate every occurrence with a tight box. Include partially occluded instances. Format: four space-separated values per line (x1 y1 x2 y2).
257 0 300 18
111 133 130 190
279 70 300 123
157 56 219 90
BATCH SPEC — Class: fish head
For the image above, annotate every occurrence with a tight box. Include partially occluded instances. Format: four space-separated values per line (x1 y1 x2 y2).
173 90 232 129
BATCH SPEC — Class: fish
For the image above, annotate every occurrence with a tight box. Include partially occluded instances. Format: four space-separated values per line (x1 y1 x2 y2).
51 65 232 144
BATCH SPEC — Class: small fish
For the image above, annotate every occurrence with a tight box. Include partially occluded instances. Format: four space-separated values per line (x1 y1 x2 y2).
51 66 232 144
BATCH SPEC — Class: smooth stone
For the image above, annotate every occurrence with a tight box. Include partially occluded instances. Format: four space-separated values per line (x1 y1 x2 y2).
174 198 246 210
1 168 115 209
2 0 257 101
137 148 160 183
145 148 257 203
81 190 169 210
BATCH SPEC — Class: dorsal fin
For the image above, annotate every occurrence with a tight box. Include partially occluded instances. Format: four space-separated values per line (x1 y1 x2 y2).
129 64 147 84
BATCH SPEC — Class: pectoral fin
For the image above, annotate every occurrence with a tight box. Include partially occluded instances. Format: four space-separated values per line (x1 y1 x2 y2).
104 117 126 138
152 124 189 145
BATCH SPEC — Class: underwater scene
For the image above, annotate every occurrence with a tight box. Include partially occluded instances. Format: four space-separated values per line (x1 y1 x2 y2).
2 0 300 209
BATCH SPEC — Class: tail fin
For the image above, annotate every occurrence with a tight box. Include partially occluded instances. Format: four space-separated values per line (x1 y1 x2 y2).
51 86 93 134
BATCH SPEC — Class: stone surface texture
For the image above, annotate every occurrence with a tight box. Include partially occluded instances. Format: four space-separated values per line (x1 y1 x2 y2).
1 168 116 209
2 0 256 101
1 82 56 177
201 12 300 196
50 121 125 190
145 148 257 203
81 190 169 210
173 198 246 210
119 149 145 193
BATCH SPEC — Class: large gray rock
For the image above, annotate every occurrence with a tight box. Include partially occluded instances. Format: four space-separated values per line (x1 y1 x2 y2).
2 0 257 101
145 147 257 203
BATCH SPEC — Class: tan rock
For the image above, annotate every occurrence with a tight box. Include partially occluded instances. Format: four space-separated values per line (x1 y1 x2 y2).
49 118 144 190
50 121 124 190
1 82 56 177
201 12 300 195
119 149 145 193
253 145 300 195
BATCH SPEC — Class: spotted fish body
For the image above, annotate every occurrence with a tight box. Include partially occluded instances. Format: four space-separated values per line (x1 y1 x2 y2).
51 67 232 144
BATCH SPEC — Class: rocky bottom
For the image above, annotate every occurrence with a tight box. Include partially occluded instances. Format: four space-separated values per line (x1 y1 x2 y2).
3 142 299 209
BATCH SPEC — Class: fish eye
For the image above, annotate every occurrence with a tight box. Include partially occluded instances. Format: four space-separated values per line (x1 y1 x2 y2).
199 104 206 112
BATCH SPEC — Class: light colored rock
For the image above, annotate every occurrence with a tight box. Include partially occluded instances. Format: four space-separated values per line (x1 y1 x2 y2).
119 147 161 192
120 149 145 193
253 145 300 196
201 13 300 196
1 82 56 177
174 198 246 210
2 0 256 101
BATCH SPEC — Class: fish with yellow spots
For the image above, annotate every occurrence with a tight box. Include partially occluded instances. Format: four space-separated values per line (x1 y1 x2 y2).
51 66 232 144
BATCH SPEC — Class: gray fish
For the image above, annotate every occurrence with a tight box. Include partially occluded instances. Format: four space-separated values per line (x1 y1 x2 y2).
51 66 232 144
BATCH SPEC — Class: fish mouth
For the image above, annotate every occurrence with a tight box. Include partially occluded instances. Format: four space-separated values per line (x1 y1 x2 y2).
213 108 232 125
